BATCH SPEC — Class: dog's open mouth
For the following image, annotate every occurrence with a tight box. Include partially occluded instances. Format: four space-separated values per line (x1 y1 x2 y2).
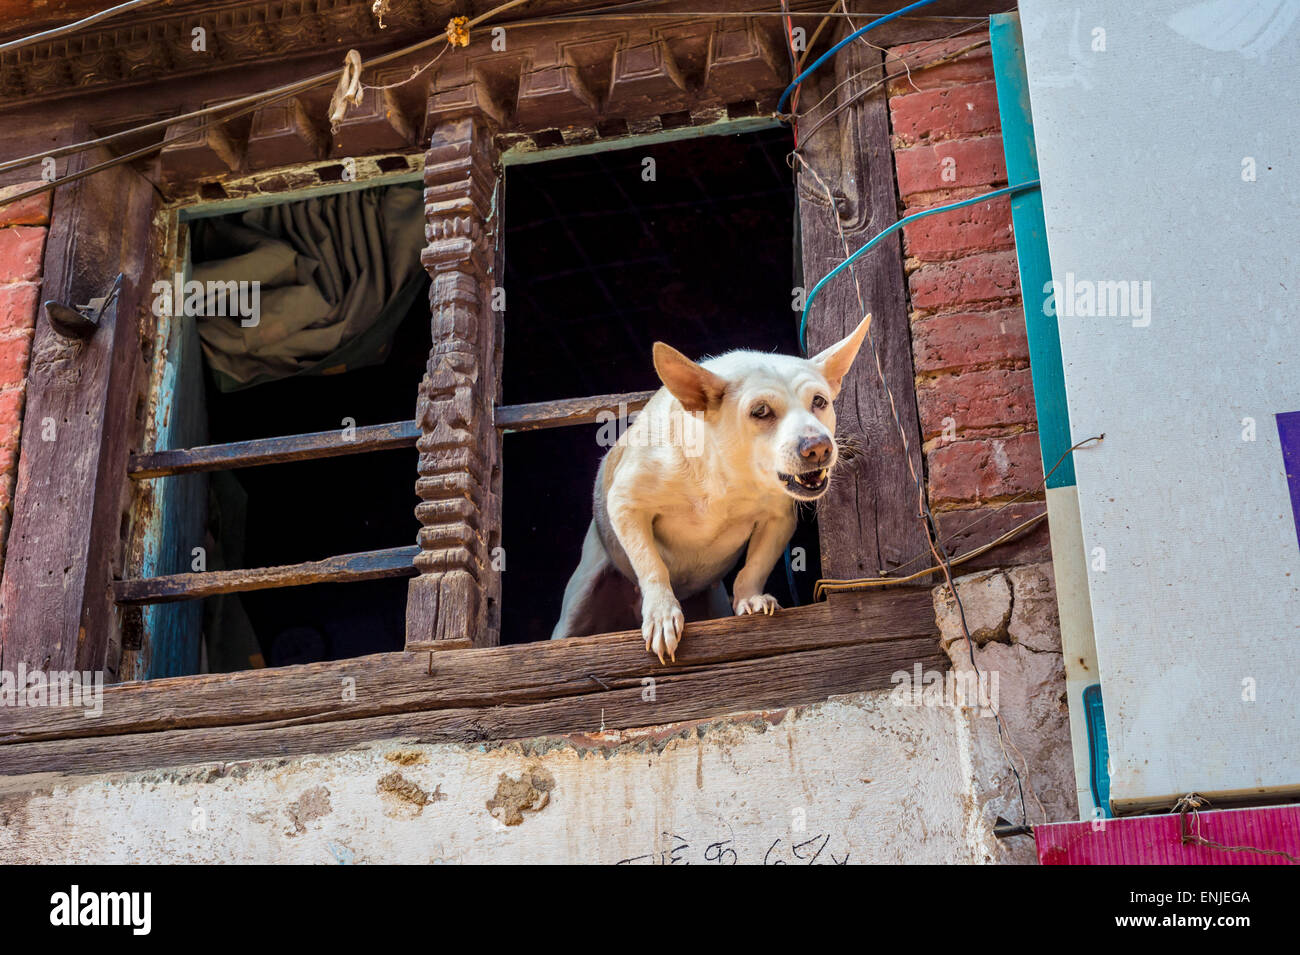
779 467 830 498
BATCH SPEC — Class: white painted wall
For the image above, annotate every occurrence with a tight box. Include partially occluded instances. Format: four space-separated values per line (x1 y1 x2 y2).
0 691 1027 865
1019 1 1300 806
0 566 1078 863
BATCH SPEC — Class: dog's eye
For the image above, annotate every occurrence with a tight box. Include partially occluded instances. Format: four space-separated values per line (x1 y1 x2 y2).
751 403 772 420
812 395 828 411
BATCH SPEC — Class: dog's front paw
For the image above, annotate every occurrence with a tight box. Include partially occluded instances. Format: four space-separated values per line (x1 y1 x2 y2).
734 593 781 616
641 589 685 664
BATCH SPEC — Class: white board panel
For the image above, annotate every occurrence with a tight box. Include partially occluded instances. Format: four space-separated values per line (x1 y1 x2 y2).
1019 0 1300 806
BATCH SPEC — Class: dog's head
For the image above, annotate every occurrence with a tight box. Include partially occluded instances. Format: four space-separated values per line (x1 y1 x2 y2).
651 315 871 501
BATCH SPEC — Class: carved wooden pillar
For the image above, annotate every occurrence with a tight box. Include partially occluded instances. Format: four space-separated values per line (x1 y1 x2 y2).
406 112 502 650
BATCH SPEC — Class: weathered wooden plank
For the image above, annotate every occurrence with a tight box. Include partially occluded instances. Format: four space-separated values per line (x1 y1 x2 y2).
0 139 156 675
797 39 932 580
495 389 657 433
0 589 935 746
0 621 944 775
127 388 659 478
113 545 420 605
128 420 421 478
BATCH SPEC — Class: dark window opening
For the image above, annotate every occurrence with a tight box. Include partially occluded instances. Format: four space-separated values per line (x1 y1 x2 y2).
198 297 428 668
500 126 819 646
140 180 428 677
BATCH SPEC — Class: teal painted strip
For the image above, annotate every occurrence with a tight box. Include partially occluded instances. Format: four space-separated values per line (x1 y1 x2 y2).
1083 684 1112 817
142 309 207 677
990 12 1076 489
502 117 779 166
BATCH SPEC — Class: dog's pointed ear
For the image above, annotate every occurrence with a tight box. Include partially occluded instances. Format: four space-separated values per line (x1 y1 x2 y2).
810 314 871 397
652 342 727 413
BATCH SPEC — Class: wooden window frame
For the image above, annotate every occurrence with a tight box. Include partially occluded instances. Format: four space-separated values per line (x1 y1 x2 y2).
0 15 945 778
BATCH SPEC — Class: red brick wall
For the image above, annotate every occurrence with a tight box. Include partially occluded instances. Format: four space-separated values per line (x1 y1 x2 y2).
0 184 51 575
884 33 1048 564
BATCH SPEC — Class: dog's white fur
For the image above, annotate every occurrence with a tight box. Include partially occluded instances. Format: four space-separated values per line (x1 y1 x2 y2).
551 315 872 662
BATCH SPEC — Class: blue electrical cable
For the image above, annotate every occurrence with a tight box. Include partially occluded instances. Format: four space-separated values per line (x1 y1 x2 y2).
799 179 1041 353
776 0 943 116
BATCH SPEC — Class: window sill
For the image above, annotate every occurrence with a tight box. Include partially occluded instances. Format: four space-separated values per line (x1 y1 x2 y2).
0 588 941 777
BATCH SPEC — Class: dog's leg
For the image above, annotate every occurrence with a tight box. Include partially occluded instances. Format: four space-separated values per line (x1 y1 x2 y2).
680 582 732 623
705 581 733 619
606 500 683 663
552 521 617 639
732 510 797 616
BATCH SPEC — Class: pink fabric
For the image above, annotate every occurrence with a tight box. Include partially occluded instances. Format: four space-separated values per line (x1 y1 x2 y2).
1037 805 1300 865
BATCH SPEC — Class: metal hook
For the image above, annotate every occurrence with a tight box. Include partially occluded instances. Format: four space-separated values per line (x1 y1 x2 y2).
44 272 123 341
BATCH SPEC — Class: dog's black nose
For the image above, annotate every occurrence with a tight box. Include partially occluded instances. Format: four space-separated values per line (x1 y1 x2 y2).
798 434 833 466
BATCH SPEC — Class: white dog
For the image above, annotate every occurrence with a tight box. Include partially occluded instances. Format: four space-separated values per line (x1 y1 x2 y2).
551 315 872 662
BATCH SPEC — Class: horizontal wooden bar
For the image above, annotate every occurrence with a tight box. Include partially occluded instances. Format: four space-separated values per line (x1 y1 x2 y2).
129 420 421 478
127 389 661 478
0 590 940 776
495 389 657 433
113 545 419 606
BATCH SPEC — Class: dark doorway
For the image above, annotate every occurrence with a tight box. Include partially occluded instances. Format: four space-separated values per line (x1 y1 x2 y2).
500 125 819 645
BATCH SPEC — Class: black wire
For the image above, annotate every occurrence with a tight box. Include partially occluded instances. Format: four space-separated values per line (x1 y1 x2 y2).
922 498 1030 827
778 0 800 76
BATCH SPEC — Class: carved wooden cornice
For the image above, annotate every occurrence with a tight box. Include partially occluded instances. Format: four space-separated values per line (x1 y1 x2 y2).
130 7 791 192
0 0 445 101
0 0 800 193
0 0 799 110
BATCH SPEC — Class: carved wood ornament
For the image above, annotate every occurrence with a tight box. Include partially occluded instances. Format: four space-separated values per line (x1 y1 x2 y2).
409 113 501 649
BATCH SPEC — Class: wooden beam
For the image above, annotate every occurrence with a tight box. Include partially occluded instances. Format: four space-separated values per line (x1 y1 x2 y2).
0 590 941 775
797 39 932 580
113 545 419 605
2 589 930 742
0 640 945 776
0 139 156 675
0 1 1009 115
495 390 657 432
127 388 660 480
128 420 421 478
